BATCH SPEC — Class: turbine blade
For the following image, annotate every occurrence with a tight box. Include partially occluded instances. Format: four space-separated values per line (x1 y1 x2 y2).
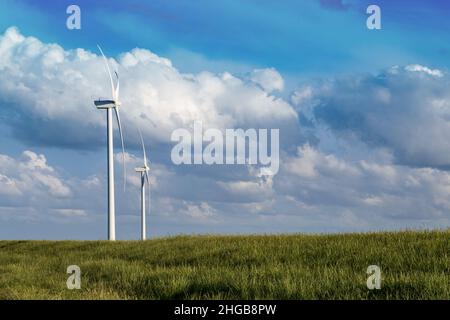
97 45 116 100
138 129 147 167
114 71 120 101
114 107 126 191
145 171 150 185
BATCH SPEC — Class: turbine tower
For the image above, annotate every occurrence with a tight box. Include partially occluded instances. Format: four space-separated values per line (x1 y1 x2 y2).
94 45 126 241
135 131 150 240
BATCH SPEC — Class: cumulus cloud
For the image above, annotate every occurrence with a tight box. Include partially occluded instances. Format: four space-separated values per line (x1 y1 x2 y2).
0 27 297 150
0 173 21 196
293 65 450 168
249 68 284 93
0 150 104 226
285 144 359 178
0 150 70 198
217 176 273 202
2 26 450 236
279 144 450 224
184 202 217 220
52 208 88 218
404 64 443 77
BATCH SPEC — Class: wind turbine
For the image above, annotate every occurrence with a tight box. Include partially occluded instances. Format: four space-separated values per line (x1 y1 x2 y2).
94 45 126 241
135 130 150 240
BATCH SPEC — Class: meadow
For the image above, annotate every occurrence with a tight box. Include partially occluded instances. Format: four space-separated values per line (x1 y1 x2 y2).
0 231 448 299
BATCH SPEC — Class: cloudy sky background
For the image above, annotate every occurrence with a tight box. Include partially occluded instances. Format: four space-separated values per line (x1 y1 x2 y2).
1 0 450 239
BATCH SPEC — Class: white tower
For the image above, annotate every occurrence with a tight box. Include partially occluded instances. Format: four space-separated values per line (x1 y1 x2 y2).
94 45 126 241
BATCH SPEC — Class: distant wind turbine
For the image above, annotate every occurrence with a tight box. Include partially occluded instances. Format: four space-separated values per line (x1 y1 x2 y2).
135 130 150 240
94 45 126 241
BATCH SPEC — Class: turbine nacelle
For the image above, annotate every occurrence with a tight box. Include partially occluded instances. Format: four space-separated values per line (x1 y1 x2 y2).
135 166 149 173
137 129 150 184
94 99 117 109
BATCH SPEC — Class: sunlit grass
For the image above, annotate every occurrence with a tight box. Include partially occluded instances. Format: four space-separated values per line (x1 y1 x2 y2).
0 231 448 299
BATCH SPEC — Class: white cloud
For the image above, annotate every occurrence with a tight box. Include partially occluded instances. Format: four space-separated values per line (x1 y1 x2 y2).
0 27 297 149
291 86 314 107
280 144 450 225
285 144 360 178
249 68 284 92
52 208 88 217
405 64 443 77
293 65 450 168
0 174 21 196
1 27 450 236
184 202 217 220
218 178 273 201
0 150 70 198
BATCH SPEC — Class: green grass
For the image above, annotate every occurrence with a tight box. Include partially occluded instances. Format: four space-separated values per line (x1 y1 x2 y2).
0 231 449 299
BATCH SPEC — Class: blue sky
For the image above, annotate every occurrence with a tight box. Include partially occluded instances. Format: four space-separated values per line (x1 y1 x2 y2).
1 0 450 239
2 0 450 76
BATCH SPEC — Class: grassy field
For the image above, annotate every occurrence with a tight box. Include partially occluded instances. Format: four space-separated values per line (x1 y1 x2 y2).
0 231 449 299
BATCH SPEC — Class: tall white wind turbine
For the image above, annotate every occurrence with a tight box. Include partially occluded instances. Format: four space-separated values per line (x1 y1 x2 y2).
135 130 150 240
94 45 126 241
